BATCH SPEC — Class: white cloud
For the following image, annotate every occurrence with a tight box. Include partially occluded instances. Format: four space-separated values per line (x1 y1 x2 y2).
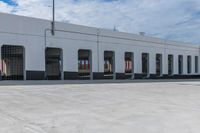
1 0 200 44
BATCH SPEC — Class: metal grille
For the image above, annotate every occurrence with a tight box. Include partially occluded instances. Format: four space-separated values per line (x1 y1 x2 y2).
125 52 133 74
104 51 115 79
168 55 173 75
156 54 162 76
142 53 149 76
187 56 192 74
45 48 62 80
195 56 198 73
78 50 92 80
1 45 24 80
178 55 183 75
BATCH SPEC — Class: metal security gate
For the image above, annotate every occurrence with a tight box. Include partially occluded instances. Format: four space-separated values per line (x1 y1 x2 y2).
142 53 149 77
1 45 24 80
125 52 134 79
178 55 183 75
78 50 92 80
156 54 162 76
104 51 115 79
168 55 174 75
45 48 62 80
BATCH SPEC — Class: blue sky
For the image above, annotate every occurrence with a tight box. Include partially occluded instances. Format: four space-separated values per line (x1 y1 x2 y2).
1 0 15 5
0 0 200 44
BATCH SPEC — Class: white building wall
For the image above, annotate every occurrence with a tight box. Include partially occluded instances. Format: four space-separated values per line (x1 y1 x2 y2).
0 12 199 80
149 53 156 75
115 49 125 73
163 51 168 75
183 55 187 75
133 51 141 74
173 54 179 75
192 55 195 74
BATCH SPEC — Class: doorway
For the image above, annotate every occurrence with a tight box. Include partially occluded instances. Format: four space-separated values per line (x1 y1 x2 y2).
1 45 25 80
142 53 149 77
104 51 115 79
45 48 63 80
78 50 92 80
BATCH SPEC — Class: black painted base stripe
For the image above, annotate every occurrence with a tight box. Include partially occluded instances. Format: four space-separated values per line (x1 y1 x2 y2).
93 72 105 80
26 71 45 80
116 73 126 79
134 73 148 79
2 71 200 81
64 72 78 80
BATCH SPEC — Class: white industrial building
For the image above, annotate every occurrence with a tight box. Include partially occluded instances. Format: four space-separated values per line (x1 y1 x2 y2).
0 12 199 80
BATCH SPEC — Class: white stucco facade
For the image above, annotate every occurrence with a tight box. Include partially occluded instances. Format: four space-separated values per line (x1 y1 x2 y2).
0 12 199 80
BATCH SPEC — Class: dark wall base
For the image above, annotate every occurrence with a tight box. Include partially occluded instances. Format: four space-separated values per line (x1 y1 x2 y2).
161 74 172 79
149 74 170 79
26 71 45 80
148 74 200 79
93 72 116 80
116 73 126 79
103 75 114 79
149 74 157 79
78 76 91 80
64 72 78 80
172 74 200 79
2 75 24 80
93 72 104 80
46 76 61 80
3 71 200 80
125 74 133 79
134 73 148 79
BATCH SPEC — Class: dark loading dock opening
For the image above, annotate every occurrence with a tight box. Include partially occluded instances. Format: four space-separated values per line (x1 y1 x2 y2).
195 56 199 73
187 56 192 74
104 51 115 79
78 50 92 80
156 54 162 76
125 52 134 79
178 55 183 75
1 45 24 80
168 55 174 75
45 48 62 80
142 53 149 78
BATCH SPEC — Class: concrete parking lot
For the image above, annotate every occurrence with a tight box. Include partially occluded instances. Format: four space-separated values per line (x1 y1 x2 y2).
0 80 200 133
